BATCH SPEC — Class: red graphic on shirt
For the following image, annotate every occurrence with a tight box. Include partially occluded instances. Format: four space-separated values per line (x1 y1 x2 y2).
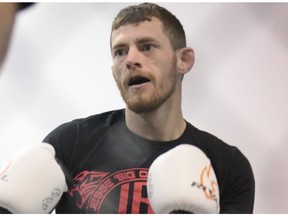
69 168 154 213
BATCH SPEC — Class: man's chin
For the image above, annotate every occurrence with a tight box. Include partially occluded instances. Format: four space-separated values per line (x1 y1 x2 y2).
126 100 161 114
128 104 151 114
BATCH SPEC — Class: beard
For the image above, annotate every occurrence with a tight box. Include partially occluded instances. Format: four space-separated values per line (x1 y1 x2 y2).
115 56 178 114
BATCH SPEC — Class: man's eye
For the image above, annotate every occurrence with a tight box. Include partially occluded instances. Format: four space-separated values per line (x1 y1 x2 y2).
114 49 127 57
141 44 154 52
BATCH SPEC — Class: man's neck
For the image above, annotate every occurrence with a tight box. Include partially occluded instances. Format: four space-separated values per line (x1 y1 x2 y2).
125 104 186 142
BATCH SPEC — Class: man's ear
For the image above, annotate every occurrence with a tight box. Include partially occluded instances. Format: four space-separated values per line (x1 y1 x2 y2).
176 47 195 75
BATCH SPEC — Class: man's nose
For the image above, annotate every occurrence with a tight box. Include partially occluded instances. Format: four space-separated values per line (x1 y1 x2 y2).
126 47 142 71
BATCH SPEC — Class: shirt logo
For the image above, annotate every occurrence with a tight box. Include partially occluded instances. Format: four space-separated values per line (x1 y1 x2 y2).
69 168 154 213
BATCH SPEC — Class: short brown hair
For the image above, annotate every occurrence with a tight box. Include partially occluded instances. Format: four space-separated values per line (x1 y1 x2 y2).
111 3 186 50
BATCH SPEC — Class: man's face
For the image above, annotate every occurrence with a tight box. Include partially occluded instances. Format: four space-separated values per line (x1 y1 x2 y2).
111 17 180 113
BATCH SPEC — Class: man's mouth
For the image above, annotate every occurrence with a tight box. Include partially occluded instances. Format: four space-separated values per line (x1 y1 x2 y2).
128 76 151 87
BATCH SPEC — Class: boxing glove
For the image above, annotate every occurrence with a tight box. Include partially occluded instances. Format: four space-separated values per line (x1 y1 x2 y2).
0 143 69 213
147 144 220 214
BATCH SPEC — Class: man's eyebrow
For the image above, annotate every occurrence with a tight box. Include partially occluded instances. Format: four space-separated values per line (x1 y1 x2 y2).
111 37 159 51
112 37 158 50
135 37 158 44
111 43 126 51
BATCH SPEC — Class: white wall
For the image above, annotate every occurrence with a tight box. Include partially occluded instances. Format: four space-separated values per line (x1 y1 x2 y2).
0 3 287 213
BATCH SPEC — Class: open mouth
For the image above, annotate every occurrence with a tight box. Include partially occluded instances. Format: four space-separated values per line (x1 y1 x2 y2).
128 76 151 86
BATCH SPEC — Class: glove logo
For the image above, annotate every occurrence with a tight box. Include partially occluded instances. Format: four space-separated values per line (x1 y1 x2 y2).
42 188 62 211
0 160 12 182
191 164 218 203
0 175 8 182
200 164 218 201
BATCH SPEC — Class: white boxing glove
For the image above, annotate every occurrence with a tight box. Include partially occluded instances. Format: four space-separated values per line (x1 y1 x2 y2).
147 144 220 214
0 143 69 213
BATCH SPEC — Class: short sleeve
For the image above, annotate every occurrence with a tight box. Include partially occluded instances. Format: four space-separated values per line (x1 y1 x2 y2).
219 147 255 213
43 121 78 170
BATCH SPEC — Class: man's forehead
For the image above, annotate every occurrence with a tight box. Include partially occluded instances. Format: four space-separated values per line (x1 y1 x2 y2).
111 17 165 46
113 16 162 30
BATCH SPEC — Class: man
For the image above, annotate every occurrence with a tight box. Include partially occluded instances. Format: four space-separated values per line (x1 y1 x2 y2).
0 3 255 213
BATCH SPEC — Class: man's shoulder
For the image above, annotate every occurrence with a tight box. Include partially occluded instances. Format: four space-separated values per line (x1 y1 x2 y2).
44 109 125 140
185 122 248 163
63 109 124 128
186 122 233 149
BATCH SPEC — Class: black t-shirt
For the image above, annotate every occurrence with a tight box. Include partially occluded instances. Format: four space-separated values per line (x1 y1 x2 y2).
41 109 254 214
